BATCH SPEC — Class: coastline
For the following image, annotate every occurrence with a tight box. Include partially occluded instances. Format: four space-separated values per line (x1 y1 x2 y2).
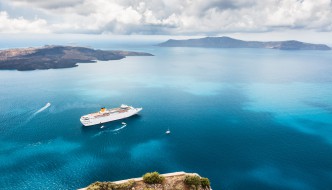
0 45 153 71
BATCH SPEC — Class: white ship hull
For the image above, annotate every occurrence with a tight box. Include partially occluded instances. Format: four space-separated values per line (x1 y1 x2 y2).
80 105 142 126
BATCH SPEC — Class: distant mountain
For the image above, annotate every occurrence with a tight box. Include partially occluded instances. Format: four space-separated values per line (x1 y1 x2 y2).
0 45 153 71
158 36 331 50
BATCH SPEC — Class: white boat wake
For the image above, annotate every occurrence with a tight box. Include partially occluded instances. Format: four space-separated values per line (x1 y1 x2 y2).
111 124 127 132
23 103 51 125
93 124 127 137
34 103 51 115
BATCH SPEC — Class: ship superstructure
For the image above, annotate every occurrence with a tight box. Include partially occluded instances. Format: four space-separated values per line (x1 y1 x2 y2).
80 104 142 126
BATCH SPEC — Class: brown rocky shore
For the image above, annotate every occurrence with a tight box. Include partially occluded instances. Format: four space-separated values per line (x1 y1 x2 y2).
79 171 212 190
0 45 153 71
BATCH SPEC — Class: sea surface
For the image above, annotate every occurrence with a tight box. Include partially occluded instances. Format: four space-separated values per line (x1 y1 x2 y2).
1 40 332 190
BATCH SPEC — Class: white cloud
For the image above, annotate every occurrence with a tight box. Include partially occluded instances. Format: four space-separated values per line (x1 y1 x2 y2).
10 0 84 9
1 0 332 35
0 11 49 33
264 0 332 29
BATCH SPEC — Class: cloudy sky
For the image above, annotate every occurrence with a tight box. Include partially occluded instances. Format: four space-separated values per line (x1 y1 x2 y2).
0 0 332 41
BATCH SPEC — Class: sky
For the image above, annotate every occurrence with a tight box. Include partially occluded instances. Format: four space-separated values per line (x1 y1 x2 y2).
1 0 332 43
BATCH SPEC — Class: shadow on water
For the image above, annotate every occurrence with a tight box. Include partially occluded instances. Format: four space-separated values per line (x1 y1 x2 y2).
0 151 67 189
304 101 332 114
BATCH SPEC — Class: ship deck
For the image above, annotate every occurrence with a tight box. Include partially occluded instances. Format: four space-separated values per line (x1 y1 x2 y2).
87 107 131 118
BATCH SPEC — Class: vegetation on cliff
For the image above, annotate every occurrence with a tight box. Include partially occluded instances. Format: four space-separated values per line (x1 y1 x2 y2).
142 172 165 184
87 180 135 190
184 175 211 190
84 171 211 190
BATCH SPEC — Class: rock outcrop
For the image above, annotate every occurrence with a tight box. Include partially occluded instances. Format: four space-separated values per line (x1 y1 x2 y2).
79 171 212 190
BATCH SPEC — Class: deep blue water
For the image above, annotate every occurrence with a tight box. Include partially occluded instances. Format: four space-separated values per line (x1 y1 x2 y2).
1 42 332 190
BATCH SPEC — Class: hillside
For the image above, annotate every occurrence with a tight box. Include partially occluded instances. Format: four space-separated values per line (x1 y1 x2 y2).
158 36 331 50
0 45 153 71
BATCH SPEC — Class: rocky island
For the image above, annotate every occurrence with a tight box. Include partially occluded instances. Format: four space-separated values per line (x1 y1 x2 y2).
158 36 331 50
79 171 212 190
0 45 153 71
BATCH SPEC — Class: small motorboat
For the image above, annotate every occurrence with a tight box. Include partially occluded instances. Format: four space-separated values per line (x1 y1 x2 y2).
166 129 171 134
122 122 127 125
101 125 105 128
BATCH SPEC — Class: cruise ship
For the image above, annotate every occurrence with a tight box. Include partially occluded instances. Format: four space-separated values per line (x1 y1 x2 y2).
80 104 142 126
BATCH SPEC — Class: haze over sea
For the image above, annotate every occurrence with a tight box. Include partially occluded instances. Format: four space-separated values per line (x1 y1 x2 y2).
1 38 332 190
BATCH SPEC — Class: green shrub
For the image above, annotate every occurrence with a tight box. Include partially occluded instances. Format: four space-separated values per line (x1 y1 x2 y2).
200 177 210 188
113 179 135 190
184 175 201 187
87 180 135 190
142 172 165 184
87 181 114 190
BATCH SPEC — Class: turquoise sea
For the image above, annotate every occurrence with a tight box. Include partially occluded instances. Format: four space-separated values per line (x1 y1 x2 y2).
1 39 332 190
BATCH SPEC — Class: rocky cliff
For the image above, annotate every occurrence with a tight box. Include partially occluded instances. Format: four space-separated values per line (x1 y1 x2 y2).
80 172 212 190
